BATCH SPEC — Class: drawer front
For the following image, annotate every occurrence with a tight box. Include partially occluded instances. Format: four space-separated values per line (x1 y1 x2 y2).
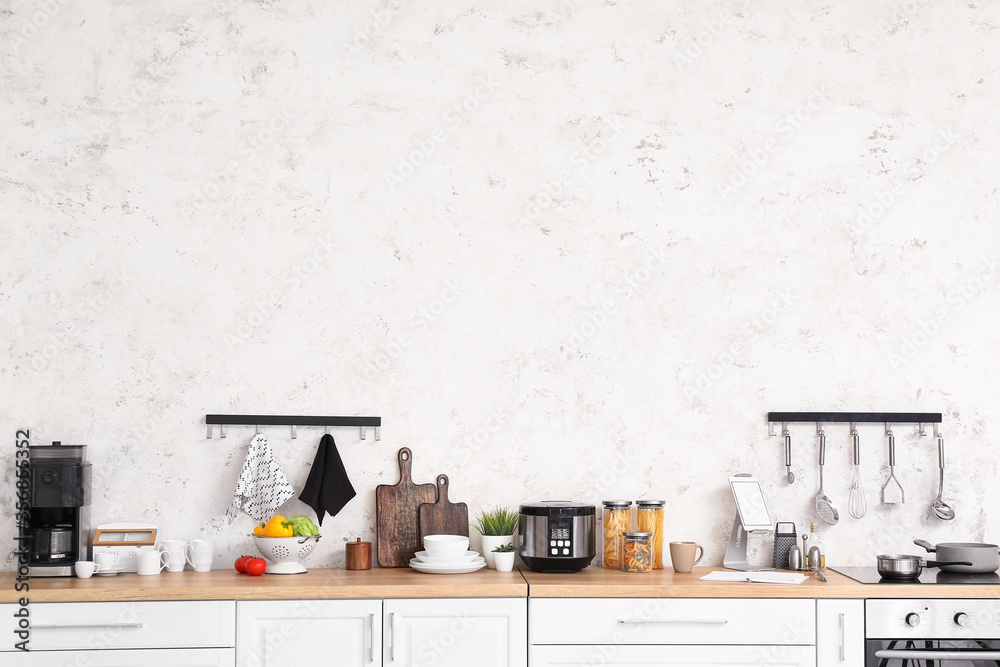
531 644 817 666
530 598 815 646
2 601 236 651
7 648 235 666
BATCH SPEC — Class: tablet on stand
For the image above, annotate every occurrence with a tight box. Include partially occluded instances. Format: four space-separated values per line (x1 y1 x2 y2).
723 474 775 572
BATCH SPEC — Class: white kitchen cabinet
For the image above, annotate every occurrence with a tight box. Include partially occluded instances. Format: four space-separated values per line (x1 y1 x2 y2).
530 598 816 645
9 648 235 666
530 598 815 667
383 597 527 667
531 645 816 666
236 599 381 667
816 599 864 667
0 601 235 651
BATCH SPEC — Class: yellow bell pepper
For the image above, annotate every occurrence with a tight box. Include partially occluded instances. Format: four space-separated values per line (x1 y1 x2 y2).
263 515 293 537
253 524 266 536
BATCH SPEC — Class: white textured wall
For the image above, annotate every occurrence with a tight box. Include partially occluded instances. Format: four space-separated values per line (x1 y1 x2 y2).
2 0 1000 571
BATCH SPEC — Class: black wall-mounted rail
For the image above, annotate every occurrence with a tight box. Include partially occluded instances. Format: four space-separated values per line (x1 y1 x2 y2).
205 414 381 440
768 412 942 424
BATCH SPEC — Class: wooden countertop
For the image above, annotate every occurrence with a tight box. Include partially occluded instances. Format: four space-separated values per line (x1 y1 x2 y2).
6 566 1000 603
522 566 1000 599
0 568 528 603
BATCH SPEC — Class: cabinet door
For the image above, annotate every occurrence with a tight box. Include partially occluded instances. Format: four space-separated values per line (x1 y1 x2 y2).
531 645 816 666
6 648 235 666
384 598 527 667
236 600 381 667
816 600 864 667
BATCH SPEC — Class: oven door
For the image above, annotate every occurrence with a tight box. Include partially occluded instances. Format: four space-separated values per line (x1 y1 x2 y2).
867 639 1000 666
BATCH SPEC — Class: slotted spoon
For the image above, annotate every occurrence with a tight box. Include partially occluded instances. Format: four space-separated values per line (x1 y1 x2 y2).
848 427 867 519
814 428 839 525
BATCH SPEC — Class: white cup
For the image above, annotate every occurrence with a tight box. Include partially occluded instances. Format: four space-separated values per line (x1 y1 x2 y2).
185 539 214 573
94 551 119 571
75 561 101 578
136 548 170 576
161 540 188 572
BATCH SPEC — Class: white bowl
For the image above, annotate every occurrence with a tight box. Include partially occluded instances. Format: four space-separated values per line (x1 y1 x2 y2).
422 534 470 559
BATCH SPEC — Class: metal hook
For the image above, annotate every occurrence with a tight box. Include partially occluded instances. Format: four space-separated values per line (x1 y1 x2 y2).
221 425 227 439
918 423 926 437
375 426 381 441
291 425 297 439
768 422 776 437
206 424 213 439
256 425 262 435
324 425 330 435
885 422 892 437
360 426 367 440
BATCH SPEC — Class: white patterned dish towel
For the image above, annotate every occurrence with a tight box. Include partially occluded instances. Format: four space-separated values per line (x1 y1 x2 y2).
226 434 295 524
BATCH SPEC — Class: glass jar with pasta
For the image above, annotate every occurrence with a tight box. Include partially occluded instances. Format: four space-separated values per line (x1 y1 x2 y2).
636 500 665 569
622 531 654 573
601 500 632 569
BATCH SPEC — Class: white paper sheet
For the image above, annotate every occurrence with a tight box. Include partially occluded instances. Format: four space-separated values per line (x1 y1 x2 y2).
699 570 808 585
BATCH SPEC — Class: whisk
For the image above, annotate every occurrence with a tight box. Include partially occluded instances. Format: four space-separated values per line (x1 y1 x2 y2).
848 426 867 519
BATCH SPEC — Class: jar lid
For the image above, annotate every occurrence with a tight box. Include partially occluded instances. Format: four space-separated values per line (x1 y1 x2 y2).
602 500 632 509
623 531 654 539
636 500 665 508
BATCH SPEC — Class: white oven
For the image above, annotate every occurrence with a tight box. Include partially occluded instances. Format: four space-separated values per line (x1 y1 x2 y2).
867 599 1000 666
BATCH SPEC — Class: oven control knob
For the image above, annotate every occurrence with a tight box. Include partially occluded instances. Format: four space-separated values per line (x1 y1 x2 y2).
954 612 971 628
905 613 921 627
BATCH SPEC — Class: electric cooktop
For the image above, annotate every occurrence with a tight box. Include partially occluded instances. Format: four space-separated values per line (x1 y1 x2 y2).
831 566 1000 585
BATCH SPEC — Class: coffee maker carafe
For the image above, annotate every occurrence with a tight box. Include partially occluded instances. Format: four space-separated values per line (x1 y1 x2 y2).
26 442 92 577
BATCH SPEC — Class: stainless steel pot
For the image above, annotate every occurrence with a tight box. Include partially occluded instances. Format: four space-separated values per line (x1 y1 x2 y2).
876 554 973 579
913 538 1000 573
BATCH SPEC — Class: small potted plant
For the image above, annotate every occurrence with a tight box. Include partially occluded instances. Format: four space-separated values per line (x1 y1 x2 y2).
474 506 518 569
492 543 516 572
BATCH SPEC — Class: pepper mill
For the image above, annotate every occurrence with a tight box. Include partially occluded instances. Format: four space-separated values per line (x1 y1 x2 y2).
346 538 372 570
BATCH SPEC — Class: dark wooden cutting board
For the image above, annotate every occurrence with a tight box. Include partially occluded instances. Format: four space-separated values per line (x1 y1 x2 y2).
376 448 438 568
418 474 469 539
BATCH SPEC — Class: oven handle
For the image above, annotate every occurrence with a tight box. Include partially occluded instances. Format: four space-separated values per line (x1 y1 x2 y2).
875 648 1000 660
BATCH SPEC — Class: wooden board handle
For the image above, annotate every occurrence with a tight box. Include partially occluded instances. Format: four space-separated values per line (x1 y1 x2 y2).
436 474 449 503
396 447 412 484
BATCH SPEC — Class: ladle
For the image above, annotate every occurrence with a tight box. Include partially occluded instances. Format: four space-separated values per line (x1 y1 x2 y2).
932 428 955 521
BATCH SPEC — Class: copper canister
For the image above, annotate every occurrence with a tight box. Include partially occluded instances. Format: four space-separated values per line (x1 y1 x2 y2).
346 538 372 570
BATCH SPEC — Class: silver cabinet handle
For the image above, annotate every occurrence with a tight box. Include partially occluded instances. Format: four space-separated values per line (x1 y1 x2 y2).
838 612 845 662
618 618 728 625
877 649 1000 660
390 612 396 661
34 623 144 630
369 613 374 663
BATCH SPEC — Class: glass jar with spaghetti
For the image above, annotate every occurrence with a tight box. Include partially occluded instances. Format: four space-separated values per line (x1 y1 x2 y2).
622 531 654 573
601 500 632 569
636 499 665 569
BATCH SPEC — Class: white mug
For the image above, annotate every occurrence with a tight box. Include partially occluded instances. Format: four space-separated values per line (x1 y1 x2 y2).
185 539 214 573
94 551 119 571
160 540 188 572
136 548 170 576
74 561 101 578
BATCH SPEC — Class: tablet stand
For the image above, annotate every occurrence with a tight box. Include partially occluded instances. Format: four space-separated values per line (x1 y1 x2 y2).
723 514 775 572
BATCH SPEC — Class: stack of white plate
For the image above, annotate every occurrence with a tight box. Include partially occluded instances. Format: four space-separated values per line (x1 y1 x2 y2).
409 535 486 574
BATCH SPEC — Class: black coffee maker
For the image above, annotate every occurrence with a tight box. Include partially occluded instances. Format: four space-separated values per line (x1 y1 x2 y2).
26 442 92 576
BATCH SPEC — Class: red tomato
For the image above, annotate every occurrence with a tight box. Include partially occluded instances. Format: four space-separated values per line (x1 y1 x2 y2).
245 558 267 576
235 556 252 574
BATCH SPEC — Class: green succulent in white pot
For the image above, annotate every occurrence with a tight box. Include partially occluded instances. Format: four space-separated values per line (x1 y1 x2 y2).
474 506 518 570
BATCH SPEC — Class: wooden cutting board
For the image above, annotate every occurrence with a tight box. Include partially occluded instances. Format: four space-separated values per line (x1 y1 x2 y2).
418 474 469 539
376 448 438 568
